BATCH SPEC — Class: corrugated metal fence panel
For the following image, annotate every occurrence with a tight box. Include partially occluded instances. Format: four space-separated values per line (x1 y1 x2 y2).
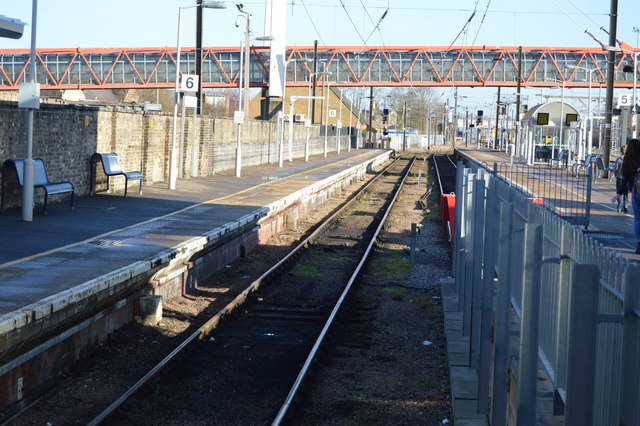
452 161 635 425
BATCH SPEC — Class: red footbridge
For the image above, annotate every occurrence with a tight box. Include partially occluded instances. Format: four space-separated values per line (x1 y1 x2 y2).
0 45 637 91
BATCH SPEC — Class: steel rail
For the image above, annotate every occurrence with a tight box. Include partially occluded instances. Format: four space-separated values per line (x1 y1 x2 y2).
88 155 406 425
272 156 416 425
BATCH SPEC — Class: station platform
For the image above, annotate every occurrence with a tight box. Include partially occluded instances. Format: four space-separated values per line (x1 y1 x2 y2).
456 147 640 258
0 149 391 365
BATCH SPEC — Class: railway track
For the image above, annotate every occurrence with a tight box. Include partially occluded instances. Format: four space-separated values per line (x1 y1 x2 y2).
432 154 457 196
89 156 416 425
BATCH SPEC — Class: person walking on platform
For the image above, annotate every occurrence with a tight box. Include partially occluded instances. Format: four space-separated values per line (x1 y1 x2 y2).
612 138 640 254
614 145 628 213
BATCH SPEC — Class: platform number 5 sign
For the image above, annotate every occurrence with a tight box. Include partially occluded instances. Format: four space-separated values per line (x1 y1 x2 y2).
181 74 199 92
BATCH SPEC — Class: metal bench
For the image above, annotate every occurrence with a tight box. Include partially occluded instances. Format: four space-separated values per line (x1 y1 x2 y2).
1 158 74 215
593 155 614 181
549 149 568 168
572 154 596 176
90 153 142 197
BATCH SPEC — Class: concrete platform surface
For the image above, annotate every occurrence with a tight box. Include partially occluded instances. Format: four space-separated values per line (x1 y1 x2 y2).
0 149 390 329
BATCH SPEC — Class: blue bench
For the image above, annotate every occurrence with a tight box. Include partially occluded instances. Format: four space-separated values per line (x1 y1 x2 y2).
90 153 142 197
549 149 568 168
593 155 614 181
1 158 74 215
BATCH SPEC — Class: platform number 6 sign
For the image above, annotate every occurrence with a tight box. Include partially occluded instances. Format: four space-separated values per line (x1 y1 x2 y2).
181 74 199 93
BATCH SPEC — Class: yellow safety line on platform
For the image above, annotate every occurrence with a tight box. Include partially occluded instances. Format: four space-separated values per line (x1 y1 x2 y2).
0 153 374 270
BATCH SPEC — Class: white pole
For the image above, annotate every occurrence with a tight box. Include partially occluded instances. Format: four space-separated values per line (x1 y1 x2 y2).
243 14 251 115
356 108 361 149
190 104 198 177
337 88 344 154
288 100 294 162
304 123 310 162
235 37 246 178
179 96 186 178
278 110 284 167
279 60 288 167
22 0 38 221
348 90 353 152
324 81 331 157
558 81 565 158
307 74 313 121
169 7 183 190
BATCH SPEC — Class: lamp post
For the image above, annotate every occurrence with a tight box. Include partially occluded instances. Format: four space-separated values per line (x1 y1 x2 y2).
235 4 250 177
171 1 226 190
234 4 272 177
21 0 37 222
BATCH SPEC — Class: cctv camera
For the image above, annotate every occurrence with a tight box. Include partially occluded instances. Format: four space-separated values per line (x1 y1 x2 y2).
236 3 244 12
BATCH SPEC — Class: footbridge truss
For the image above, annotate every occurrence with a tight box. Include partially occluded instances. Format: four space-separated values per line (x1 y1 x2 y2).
0 45 637 91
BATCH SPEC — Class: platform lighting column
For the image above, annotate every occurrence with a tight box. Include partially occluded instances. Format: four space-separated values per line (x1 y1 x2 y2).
171 1 226 189
235 4 251 177
21 0 38 221
170 6 185 190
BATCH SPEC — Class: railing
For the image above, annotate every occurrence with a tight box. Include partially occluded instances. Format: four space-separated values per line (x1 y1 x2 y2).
467 159 592 227
452 162 640 425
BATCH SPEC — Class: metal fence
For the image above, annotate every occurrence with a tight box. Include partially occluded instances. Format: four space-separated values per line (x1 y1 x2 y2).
452 162 640 426
491 162 593 227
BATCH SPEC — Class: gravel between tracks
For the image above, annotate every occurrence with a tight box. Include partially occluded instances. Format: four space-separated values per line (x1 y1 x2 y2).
7 150 453 425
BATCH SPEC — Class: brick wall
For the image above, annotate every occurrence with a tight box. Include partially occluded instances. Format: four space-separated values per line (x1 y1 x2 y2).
0 101 351 209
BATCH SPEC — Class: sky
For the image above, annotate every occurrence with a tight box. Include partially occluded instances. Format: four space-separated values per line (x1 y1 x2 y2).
2 0 639 112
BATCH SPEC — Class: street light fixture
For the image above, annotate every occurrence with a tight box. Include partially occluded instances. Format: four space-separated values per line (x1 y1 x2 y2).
170 1 226 190
0 14 26 39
